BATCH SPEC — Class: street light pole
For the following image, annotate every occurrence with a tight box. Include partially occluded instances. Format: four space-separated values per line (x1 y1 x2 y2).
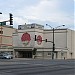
46 24 65 60
52 28 55 59
0 12 2 48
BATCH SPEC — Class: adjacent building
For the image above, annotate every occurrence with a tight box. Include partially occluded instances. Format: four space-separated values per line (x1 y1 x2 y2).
0 25 17 54
13 23 75 59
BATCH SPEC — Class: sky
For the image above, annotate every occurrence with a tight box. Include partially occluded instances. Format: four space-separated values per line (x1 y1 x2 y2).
0 0 74 30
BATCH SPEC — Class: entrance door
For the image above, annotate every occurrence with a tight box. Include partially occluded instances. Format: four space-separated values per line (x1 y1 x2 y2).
18 51 32 58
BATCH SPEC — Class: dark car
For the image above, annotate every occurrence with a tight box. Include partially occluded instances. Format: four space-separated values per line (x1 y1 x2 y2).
0 54 5 59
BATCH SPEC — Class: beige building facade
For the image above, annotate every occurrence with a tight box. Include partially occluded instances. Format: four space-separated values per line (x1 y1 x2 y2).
13 23 75 59
0 25 17 54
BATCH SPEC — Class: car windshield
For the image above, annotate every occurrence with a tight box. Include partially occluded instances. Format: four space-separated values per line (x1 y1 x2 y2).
3 54 8 56
0 53 11 56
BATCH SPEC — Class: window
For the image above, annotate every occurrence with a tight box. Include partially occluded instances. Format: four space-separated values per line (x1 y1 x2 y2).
37 53 42 56
47 52 51 56
31 24 35 28
0 31 3 34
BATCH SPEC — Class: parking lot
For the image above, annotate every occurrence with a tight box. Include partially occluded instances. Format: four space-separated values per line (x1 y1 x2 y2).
0 58 74 75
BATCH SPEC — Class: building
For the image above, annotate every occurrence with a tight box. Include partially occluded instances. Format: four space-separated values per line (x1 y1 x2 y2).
13 23 75 59
0 25 17 54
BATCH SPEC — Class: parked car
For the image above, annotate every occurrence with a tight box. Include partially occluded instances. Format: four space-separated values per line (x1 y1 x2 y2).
0 54 5 59
0 54 13 59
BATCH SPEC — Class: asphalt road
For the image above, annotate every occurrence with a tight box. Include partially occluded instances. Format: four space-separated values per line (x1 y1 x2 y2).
0 59 75 75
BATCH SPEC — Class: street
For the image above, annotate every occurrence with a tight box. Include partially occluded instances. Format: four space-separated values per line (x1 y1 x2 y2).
0 59 75 75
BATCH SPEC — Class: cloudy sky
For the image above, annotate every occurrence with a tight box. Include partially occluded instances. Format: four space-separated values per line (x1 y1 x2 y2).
0 0 74 29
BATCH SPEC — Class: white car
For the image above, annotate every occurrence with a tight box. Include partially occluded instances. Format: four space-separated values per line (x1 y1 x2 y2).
4 54 13 59
0 54 13 59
